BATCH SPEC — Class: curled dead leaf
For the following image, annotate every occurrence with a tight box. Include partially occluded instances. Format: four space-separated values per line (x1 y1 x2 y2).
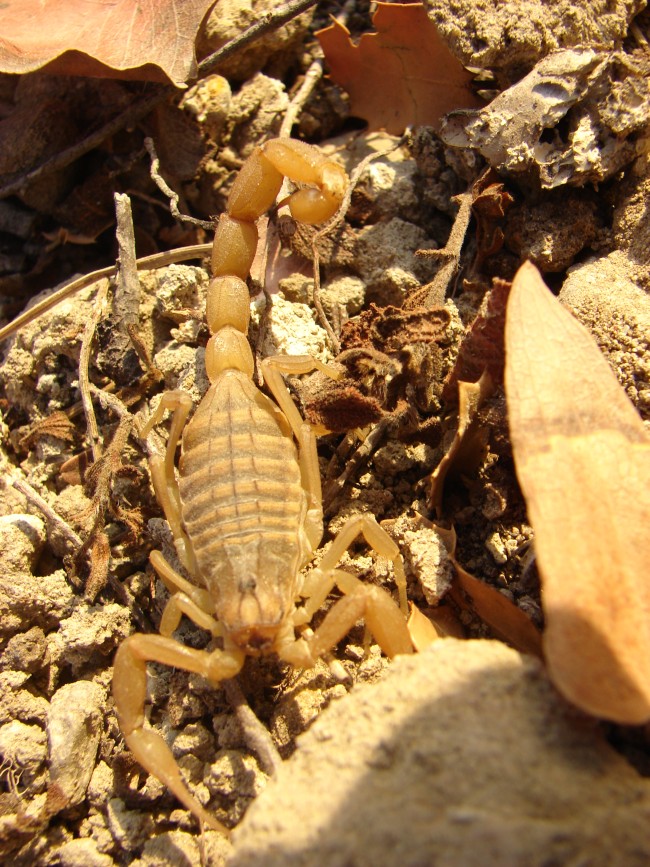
407 603 441 651
427 371 493 515
0 0 218 87
317 2 480 134
505 261 650 724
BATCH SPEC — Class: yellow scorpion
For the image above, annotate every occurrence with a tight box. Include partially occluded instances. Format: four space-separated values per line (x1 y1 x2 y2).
112 138 414 832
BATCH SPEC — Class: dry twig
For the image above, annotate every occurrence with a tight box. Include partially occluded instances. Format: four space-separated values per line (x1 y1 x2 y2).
144 138 215 230
222 679 283 777
415 190 474 306
78 280 109 462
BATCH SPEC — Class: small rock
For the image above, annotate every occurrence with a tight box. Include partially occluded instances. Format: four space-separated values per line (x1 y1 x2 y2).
87 760 115 808
0 517 74 637
321 275 366 318
403 526 453 604
205 750 266 800
47 681 105 806
0 719 47 792
55 837 114 867
252 294 333 364
132 828 232 867
1 626 48 672
172 721 216 762
0 513 46 574
485 530 509 564
387 514 453 604
181 75 232 141
0 669 50 725
106 797 154 852
51 602 130 670
356 218 437 305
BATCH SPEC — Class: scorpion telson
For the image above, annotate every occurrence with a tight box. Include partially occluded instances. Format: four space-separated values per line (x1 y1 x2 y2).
112 138 414 832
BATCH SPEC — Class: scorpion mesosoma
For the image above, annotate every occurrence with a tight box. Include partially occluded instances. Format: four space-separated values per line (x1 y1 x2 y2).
112 138 414 832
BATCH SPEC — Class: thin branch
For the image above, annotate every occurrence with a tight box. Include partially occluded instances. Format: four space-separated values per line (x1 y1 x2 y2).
279 57 324 138
198 0 319 78
78 280 109 462
144 138 214 230
10 475 83 551
111 193 142 372
277 0 355 137
222 679 283 777
415 190 473 307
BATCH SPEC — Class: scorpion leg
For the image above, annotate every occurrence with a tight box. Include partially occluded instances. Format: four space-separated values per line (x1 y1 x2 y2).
297 421 325 552
113 634 245 833
261 354 341 441
318 514 409 616
141 390 198 574
284 514 413 665
150 550 222 637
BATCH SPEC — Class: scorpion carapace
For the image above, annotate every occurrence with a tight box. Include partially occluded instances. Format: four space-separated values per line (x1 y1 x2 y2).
112 138 414 833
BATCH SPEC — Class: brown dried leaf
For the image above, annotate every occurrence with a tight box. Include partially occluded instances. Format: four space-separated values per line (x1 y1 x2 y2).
442 279 511 403
0 0 217 87
427 372 493 515
317 3 481 134
471 170 514 269
505 262 650 724
450 560 543 658
19 411 77 449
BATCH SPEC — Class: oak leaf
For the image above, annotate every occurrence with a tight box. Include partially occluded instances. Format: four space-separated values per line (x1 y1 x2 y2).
505 262 650 724
317 2 481 134
0 0 218 87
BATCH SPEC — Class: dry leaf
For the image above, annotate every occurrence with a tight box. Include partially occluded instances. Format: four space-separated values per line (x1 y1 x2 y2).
450 560 543 659
434 523 542 657
317 3 481 134
505 261 650 724
0 0 217 87
441 278 511 403
407 603 441 651
427 372 493 515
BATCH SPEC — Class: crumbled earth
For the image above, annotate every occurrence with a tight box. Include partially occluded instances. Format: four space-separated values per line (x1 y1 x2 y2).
1 1 649 865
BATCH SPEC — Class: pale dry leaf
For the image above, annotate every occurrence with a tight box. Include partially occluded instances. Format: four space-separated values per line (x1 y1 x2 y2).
0 0 218 87
407 603 441 651
317 2 481 135
505 261 650 724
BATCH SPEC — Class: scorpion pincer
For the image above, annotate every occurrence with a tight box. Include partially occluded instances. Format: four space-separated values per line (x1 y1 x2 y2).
112 138 414 832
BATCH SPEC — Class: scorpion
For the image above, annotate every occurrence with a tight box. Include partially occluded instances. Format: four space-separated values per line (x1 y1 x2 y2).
112 138 414 833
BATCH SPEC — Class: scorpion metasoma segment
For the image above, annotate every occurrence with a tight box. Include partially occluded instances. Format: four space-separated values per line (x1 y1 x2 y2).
112 138 414 832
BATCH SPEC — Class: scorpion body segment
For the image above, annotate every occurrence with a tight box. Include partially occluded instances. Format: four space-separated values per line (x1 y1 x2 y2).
179 370 309 647
113 138 413 833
